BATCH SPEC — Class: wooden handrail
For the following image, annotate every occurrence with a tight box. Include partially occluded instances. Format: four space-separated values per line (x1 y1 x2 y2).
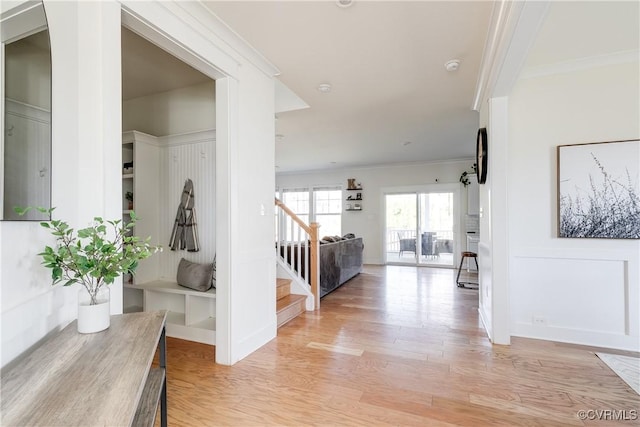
274 198 311 234
309 222 320 310
275 198 320 309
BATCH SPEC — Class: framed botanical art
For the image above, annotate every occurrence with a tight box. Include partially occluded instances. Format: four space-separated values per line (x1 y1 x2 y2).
557 139 639 239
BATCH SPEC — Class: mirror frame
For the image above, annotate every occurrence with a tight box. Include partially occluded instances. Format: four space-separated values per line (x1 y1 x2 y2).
1 1 52 221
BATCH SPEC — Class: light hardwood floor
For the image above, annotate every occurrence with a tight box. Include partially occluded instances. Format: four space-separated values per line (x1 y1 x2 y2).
160 265 639 426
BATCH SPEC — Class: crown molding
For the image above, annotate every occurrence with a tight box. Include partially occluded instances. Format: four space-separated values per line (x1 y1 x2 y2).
519 49 640 80
472 1 550 111
158 129 216 147
171 1 280 78
122 130 161 146
276 157 475 177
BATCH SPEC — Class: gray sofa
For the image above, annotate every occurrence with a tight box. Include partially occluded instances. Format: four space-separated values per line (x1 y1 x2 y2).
278 237 364 297
319 237 363 297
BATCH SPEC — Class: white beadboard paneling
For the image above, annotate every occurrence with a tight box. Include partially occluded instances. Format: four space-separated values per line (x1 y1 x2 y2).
512 256 627 334
3 100 51 220
159 132 216 280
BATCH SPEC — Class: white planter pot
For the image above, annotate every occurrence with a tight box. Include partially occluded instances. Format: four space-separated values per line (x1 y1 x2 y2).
77 287 110 334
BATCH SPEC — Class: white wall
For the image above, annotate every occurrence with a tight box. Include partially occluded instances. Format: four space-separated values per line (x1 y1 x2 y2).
507 61 639 351
1 0 122 368
5 32 51 109
277 160 474 265
123 81 215 136
226 65 277 362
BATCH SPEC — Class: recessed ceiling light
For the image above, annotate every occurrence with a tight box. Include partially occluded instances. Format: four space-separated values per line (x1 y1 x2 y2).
444 59 461 72
317 83 332 93
336 0 354 8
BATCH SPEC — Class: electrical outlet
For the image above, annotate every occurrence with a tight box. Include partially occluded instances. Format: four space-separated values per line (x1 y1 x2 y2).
532 315 547 326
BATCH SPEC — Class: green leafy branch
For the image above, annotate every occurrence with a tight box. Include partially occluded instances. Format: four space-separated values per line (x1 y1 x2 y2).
15 207 161 304
459 163 478 187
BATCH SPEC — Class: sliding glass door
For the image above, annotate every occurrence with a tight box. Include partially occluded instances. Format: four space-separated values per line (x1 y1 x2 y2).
385 194 418 265
418 192 455 267
385 190 457 267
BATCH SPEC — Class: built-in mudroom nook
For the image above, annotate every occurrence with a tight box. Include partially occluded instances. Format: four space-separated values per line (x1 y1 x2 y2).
121 28 217 345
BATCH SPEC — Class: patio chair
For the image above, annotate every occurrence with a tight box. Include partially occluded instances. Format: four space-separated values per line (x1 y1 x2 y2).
398 233 416 257
421 232 438 258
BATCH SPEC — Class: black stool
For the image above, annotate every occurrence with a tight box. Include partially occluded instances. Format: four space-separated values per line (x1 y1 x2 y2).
456 251 478 288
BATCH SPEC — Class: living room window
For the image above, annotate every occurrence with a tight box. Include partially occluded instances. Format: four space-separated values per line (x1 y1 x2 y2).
278 186 342 237
313 187 342 237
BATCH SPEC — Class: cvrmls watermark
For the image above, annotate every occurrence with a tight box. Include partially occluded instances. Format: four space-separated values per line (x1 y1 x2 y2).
577 409 638 421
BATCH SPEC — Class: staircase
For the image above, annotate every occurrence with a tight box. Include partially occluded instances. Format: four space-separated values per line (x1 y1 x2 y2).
276 278 306 328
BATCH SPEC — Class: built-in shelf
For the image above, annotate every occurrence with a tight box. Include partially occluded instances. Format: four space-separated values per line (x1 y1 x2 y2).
126 280 216 298
345 208 363 211
122 173 134 179
124 280 216 345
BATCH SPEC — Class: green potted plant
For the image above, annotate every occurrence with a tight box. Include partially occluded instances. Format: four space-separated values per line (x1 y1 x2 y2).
459 163 478 187
16 207 161 333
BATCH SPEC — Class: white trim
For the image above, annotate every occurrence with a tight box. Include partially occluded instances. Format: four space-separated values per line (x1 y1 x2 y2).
5 98 50 124
120 5 231 80
158 129 216 147
122 130 159 146
479 307 492 342
214 76 236 366
1 1 47 44
487 96 511 345
520 50 640 80
472 1 550 110
513 324 638 352
234 321 278 363
277 157 476 176
122 129 217 148
171 1 280 78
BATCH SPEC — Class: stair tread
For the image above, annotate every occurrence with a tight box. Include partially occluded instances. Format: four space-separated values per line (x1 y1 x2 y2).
276 294 306 313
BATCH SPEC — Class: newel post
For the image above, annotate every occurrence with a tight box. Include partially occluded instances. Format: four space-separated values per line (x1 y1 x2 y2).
309 222 321 309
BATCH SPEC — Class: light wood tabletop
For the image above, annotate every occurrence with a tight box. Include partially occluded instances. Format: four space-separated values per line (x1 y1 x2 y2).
1 311 167 426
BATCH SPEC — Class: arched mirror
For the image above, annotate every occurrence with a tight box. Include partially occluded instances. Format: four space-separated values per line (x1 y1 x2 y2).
1 2 51 221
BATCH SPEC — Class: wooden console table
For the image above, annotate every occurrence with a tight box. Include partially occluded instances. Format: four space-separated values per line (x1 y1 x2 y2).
1 311 168 426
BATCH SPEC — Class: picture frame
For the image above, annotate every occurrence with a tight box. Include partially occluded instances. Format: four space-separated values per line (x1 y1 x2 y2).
557 139 639 239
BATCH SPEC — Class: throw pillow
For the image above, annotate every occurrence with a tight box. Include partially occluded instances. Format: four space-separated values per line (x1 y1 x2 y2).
177 258 214 292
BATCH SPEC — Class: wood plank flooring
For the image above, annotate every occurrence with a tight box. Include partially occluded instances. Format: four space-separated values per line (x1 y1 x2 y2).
159 265 640 426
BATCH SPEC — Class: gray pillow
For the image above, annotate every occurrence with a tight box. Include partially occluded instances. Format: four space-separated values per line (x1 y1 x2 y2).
177 258 214 292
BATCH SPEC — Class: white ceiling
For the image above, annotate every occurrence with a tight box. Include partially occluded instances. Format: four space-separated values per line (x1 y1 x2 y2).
205 1 493 172
121 27 211 101
120 2 494 173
